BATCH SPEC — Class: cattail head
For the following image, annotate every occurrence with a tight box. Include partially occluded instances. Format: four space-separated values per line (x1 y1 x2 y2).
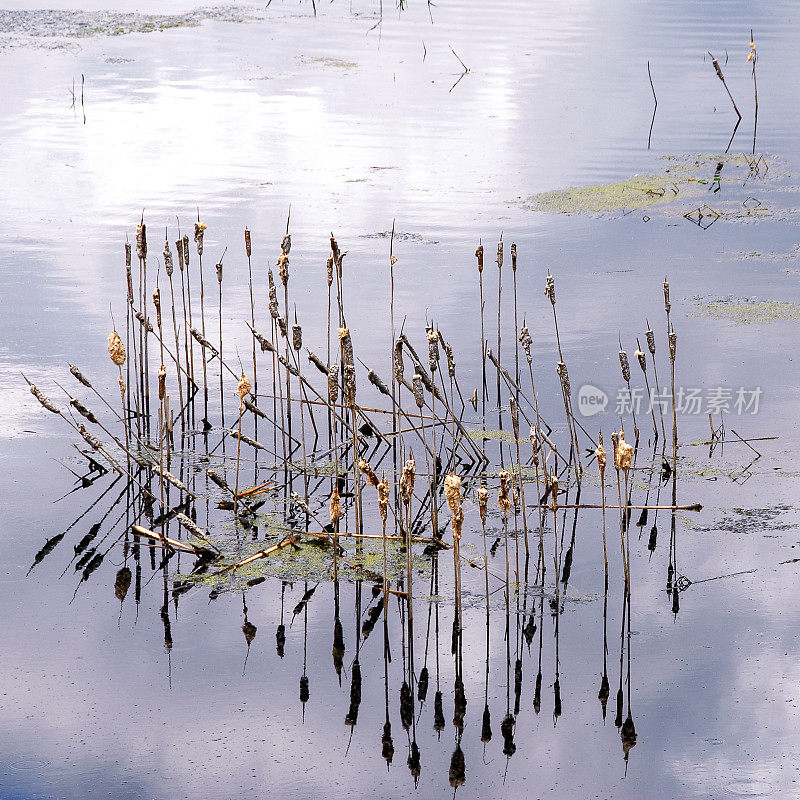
152 286 162 329
557 360 571 397
118 374 125 398
663 278 671 314
281 233 291 255
108 330 126 366
326 256 334 287
344 364 356 406
182 235 190 267
328 363 339 405
668 328 677 361
619 348 631 383
237 373 251 405
596 431 606 479
519 322 533 364
329 484 343 525
496 239 503 269
427 326 439 373
163 239 173 277
509 396 520 439
498 470 512 515
444 474 464 540
545 274 556 305
611 429 620 465
442 340 456 379
477 485 489 525
338 326 354 367
29 383 60 414
645 327 656 355
125 241 131 267
136 222 147 260
635 348 646 373
194 220 206 256
215 258 223 284
277 252 289 287
158 364 166 400
377 474 390 521
475 243 484 273
529 424 540 466
550 473 559 509
292 324 302 351
268 270 279 319
615 429 633 472
400 453 416 506
511 241 517 271
244 228 251 258
393 338 404 383
69 365 92 388
358 458 379 488
412 373 424 409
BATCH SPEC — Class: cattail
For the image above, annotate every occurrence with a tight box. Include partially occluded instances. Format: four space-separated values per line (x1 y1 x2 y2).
189 326 218 357
427 326 439 373
496 239 503 268
326 256 334 287
611 430 620 465
182 235 190 267
412 373 424 409
329 484 343 524
244 228 251 258
646 327 656 355
77 423 103 450
367 370 390 396
277 252 289 287
635 348 646 373
328 363 339 405
136 222 147 260
475 243 484 272
29 383 60 414
444 474 464 540
529 424 540 465
292 324 302 351
615 429 633 472
215 258 223 284
163 239 173 277
556 360 571 397
268 272 279 317
158 364 166 400
511 241 517 271
277 353 298 377
194 220 206 256
338 327 354 367
281 233 291 255
400 454 416 506
175 239 184 271
358 458 379 487
134 310 153 334
550 473 559 508
663 278 671 313
344 364 356 406
509 396 520 439
237 373 251 405
596 432 607 480
125 241 131 268
276 317 287 338
443 341 456 378
619 348 631 382
108 330 126 366
307 351 329 375
668 329 677 360
69 365 91 388
153 287 162 330
126 264 133 305
545 273 556 305
393 338 404 383
118 374 125 403
519 322 533 364
477 485 489 525
377 475 390 521
498 470 512 515
251 326 274 353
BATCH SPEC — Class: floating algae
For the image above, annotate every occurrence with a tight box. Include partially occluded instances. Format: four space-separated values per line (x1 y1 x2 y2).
692 297 800 325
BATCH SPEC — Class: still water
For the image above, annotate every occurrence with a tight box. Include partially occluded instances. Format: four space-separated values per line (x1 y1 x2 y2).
3 2 800 798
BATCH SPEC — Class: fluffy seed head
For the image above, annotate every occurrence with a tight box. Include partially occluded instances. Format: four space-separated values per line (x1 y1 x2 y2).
477 485 489 524
358 458 379 487
377 475 390 522
400 454 416 506
194 220 206 256
498 471 512 515
237 373 251 403
108 330 126 366
444 474 464 540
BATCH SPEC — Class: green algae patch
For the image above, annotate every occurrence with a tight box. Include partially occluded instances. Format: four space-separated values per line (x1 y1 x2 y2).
692 298 800 325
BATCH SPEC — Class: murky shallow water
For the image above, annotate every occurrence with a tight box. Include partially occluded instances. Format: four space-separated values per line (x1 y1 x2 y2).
3 2 800 798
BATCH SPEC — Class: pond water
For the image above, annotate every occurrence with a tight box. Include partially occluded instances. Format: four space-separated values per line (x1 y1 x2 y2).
3 2 800 798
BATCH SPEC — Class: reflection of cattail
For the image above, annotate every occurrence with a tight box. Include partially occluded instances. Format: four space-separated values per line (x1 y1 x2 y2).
444 474 464 540
400 454 416 506
498 470 512 515
358 458 379 487
108 331 126 366
477 485 489 525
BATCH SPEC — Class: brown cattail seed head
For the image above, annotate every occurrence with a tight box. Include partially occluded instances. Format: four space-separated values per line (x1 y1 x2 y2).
108 330 126 366
377 475 390 521
292 324 302 351
557 360 571 397
427 326 439 373
596 432 607 478
136 222 147 260
69 365 91 388
344 364 356 406
329 484 343 525
277 252 289 286
475 243 484 273
519 322 532 364
237 373 251 404
327 364 339 405
412 373 424 409
281 234 291 255
152 286 162 329
616 429 633 472
635 348 647 373
326 256 334 287
194 220 206 256
338 326 354 367
444 474 464 540
511 241 517 271
30 383 60 414
663 279 671 313
358 458 379 488
545 274 556 305
268 270 279 319
611 430 620 464
125 241 131 267
244 228 251 258
126 266 133 305
550 474 560 508
400 454 416 506
393 338 404 383
646 328 656 355
118 375 125 398
163 239 173 277
668 329 677 361
444 341 456 378
215 259 223 284
529 424 540 465
496 240 503 269
158 364 166 400
619 349 631 383
509 396 520 438
182 235 190 267
477 485 489 524
498 470 512 515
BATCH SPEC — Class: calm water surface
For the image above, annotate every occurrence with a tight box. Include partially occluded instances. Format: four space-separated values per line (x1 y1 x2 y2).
3 2 800 798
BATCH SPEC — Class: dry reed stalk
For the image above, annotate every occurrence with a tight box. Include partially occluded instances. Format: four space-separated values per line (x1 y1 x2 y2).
749 31 758 153
444 473 464 629
498 469 512 601
426 325 440 539
216 250 226 427
378 473 390 608
511 242 520 390
108 330 128 451
613 429 634 589
509 396 529 560
475 242 487 419
618 343 639 445
635 340 658 442
495 237 504 441
163 236 185 427
233 373 251 516
194 216 209 423
179 233 195 425
244 228 258 408
596 432 608 584
136 219 150 432
477 484 490 606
